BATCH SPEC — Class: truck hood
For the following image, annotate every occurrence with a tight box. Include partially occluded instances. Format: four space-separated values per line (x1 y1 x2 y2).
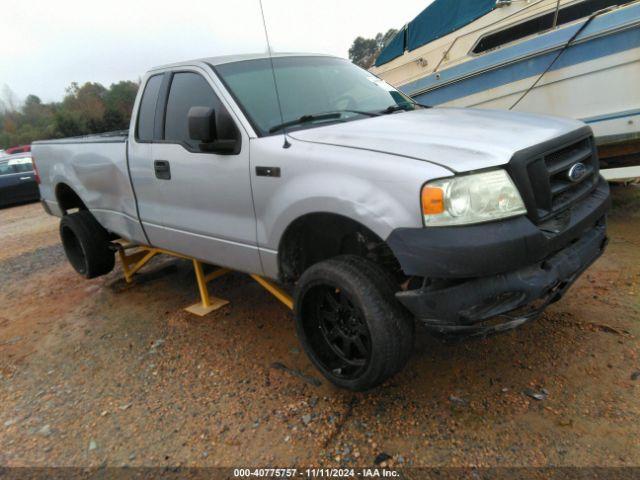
288 108 587 173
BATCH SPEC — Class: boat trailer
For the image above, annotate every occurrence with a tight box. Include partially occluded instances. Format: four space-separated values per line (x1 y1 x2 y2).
114 242 293 316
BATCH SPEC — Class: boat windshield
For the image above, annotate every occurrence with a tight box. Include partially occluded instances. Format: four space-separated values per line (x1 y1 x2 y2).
214 56 416 136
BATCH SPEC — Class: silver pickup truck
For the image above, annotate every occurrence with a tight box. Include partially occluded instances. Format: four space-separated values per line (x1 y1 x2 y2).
33 53 610 390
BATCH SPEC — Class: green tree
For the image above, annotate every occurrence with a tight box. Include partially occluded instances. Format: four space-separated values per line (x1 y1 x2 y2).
104 81 139 131
59 82 108 134
348 28 399 69
349 36 379 69
0 80 140 149
104 81 138 118
53 110 84 138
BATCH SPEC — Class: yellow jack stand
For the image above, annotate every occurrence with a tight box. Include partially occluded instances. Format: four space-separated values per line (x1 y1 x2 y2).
115 242 293 316
184 260 231 316
250 274 294 310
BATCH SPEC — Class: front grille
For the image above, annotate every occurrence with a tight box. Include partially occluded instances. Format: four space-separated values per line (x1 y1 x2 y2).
508 133 600 224
545 138 597 213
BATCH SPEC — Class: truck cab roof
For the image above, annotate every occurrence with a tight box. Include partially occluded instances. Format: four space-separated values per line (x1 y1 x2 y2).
149 52 336 72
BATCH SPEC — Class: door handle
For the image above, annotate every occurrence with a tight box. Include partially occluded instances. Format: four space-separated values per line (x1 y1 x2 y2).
154 160 171 180
19 177 32 180
256 166 281 178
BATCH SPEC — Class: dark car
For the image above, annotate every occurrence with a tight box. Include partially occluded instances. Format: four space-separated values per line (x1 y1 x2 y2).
0 154 40 207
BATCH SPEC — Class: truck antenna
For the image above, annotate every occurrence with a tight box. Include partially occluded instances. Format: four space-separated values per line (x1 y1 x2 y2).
258 0 291 148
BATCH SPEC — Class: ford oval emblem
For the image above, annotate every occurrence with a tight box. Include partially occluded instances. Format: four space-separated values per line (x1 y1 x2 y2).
567 162 587 183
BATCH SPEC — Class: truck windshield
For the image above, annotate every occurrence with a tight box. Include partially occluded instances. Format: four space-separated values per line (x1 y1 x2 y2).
214 56 416 136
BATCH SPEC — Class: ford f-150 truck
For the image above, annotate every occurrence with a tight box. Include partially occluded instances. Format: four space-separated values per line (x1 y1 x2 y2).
33 53 610 391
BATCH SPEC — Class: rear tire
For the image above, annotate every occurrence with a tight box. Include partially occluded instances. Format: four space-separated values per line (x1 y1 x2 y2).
60 211 115 279
294 256 414 391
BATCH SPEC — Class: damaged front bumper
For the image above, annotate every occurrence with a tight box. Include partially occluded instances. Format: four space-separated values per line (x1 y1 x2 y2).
396 222 607 337
388 179 611 338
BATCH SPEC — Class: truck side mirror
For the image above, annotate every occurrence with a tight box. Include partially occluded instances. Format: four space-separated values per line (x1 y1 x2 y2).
188 106 217 143
188 106 240 155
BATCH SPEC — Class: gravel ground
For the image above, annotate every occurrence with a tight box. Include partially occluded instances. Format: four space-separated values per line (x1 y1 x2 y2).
0 186 638 468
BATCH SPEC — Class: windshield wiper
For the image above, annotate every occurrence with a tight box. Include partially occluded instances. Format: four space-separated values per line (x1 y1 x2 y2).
380 102 431 115
269 110 379 134
381 104 410 114
340 109 381 117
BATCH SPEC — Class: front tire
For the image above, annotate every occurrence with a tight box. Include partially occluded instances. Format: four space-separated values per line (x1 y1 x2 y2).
60 211 115 279
294 256 414 391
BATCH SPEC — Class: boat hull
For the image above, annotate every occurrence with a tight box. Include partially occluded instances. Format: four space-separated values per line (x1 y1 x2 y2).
405 3 640 149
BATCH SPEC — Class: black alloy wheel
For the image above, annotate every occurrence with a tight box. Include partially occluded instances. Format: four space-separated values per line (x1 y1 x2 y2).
294 256 413 391
306 285 371 379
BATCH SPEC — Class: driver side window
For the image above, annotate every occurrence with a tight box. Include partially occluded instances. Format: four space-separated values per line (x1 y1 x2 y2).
164 72 238 152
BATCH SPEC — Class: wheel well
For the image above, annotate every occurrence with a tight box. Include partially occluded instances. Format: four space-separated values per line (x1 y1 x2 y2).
56 183 87 214
278 213 403 284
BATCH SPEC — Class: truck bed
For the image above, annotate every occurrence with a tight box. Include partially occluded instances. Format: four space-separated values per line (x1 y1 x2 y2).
33 130 147 245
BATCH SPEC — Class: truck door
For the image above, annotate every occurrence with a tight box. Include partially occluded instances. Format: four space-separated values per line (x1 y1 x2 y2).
9 157 39 201
146 68 261 274
128 73 167 246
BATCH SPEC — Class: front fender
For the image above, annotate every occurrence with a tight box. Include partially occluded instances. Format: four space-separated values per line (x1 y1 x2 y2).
264 174 406 249
250 136 452 277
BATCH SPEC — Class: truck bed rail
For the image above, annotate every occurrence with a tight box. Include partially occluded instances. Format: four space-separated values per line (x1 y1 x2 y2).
33 130 129 145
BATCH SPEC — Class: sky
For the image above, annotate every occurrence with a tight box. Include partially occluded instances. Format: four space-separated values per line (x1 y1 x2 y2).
0 0 430 104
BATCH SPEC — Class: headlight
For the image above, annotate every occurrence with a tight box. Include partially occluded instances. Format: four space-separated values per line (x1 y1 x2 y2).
421 169 526 227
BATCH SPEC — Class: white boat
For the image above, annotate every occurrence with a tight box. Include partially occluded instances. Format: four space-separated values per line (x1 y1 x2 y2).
371 0 640 179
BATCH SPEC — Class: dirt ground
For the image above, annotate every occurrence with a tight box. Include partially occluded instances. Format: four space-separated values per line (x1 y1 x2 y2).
1 186 639 469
